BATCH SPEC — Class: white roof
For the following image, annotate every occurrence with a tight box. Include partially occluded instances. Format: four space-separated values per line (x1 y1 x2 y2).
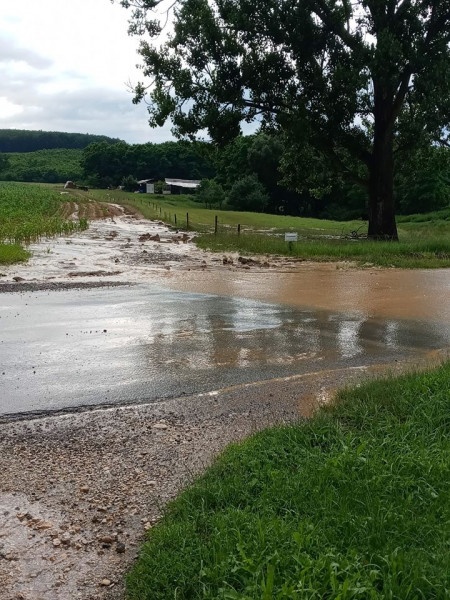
165 178 200 189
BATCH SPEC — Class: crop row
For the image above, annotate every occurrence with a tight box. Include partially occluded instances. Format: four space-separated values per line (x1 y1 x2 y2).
0 182 88 243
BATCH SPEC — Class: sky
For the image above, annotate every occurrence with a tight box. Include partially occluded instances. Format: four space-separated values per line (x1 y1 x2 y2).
0 0 174 143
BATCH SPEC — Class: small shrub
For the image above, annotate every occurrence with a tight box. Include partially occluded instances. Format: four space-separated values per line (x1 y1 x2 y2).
227 174 269 212
121 175 138 192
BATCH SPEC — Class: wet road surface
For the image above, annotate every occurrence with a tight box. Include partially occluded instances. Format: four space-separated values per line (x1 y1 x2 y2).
1 284 449 417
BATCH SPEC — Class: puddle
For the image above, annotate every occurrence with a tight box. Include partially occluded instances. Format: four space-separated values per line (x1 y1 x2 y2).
1 284 449 417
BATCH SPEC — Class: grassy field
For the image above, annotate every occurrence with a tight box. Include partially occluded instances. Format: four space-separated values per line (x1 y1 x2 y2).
0 182 88 264
127 363 450 599
90 190 450 268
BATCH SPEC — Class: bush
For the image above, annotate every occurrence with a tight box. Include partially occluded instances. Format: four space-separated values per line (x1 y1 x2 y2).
197 179 226 209
121 174 138 192
154 180 169 194
227 174 269 212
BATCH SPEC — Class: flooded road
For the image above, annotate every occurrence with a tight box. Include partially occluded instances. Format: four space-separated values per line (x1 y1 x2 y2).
1 284 449 417
1 207 449 600
1 207 449 417
166 266 450 321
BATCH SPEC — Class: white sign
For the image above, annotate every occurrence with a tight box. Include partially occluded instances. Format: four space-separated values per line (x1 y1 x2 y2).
284 232 298 242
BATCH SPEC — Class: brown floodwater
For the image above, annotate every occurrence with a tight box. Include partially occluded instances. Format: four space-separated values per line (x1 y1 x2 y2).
164 265 450 322
1 211 449 418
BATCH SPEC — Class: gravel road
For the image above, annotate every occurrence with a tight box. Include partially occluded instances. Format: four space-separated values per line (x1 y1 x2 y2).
1 366 365 600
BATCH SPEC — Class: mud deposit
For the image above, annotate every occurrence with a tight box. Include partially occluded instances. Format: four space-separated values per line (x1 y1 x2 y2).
1 205 449 600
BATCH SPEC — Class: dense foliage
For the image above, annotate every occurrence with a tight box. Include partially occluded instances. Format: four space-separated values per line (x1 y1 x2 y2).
0 149 84 184
118 0 450 239
81 140 215 187
0 129 122 153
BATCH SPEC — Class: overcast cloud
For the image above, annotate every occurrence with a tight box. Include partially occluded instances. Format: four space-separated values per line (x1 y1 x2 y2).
0 0 174 143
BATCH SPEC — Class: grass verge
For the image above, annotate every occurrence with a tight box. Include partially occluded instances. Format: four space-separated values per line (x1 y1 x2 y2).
90 190 450 268
197 233 450 268
127 363 450 599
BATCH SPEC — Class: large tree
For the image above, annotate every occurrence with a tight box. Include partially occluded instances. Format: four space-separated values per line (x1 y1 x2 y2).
117 0 450 238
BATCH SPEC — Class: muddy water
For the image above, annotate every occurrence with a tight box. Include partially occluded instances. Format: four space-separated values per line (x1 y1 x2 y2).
2 206 449 323
1 210 449 417
165 267 450 322
1 284 449 417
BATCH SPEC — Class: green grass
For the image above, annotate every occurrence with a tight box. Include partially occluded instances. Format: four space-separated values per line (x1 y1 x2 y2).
196 233 450 268
397 208 450 223
90 189 365 234
0 244 30 264
0 182 88 264
89 190 450 268
127 363 450 599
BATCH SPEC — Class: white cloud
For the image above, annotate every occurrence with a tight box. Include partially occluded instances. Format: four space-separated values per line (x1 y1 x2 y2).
0 0 174 143
0 35 52 69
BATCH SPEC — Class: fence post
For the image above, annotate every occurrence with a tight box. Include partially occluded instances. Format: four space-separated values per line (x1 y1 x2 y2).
186 212 189 230
159 206 162 215
237 224 241 236
214 215 218 235
174 214 177 226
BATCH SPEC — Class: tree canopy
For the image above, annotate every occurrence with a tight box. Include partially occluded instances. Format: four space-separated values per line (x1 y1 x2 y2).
0 129 122 153
117 0 450 238
81 140 215 186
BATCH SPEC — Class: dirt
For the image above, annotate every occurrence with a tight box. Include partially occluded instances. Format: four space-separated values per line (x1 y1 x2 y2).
2 357 446 600
0 370 330 600
1 203 449 600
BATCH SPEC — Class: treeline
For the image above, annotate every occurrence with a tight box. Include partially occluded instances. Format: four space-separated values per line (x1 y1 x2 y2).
81 136 307 215
1 130 448 218
81 141 215 187
0 149 83 184
203 134 450 218
0 129 122 153
83 134 449 218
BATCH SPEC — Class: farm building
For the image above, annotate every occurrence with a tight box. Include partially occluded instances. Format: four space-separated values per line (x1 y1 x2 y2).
137 178 155 193
137 177 200 194
164 178 200 194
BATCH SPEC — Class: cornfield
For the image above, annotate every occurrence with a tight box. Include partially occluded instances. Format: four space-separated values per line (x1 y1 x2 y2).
0 182 88 243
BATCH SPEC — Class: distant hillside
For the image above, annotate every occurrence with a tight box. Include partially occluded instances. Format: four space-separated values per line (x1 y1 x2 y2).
0 149 83 183
0 129 123 153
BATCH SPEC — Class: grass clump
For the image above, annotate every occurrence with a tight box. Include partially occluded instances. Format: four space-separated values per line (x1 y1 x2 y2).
0 244 30 265
127 363 450 599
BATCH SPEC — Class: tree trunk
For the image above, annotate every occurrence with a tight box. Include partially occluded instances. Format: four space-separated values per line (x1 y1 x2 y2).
368 88 399 241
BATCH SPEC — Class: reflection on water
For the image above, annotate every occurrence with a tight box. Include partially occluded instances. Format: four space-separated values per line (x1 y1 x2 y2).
1 284 449 415
166 267 450 322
